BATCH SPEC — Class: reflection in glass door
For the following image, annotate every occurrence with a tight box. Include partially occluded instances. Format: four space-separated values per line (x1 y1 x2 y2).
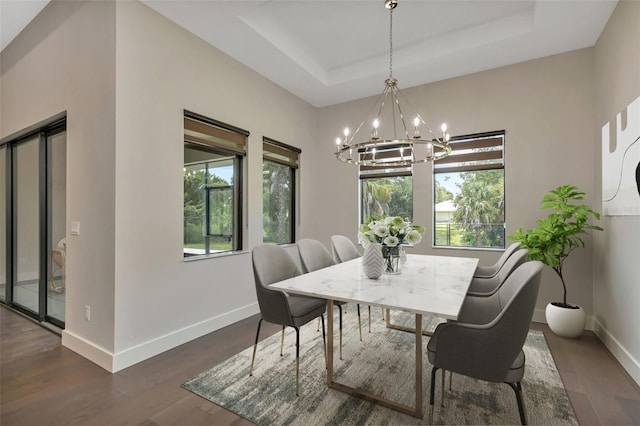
13 135 41 313
47 131 66 322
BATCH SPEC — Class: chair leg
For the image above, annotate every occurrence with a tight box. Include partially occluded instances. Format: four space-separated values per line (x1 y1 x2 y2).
507 381 528 425
338 305 343 360
381 307 385 320
368 305 371 333
249 319 263 377
441 369 445 407
280 325 285 356
429 366 438 425
295 326 300 396
449 370 453 390
357 304 362 341
316 317 320 332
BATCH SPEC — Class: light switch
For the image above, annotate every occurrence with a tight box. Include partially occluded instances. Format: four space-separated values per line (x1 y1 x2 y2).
71 221 80 236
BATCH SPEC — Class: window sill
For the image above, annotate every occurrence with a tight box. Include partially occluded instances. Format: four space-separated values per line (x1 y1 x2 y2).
183 250 250 262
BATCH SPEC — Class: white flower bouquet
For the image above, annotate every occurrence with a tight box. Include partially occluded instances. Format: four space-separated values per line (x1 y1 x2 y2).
358 216 426 273
358 216 425 247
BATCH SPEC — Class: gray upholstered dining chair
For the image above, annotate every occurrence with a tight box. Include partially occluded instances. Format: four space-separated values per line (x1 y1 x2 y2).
466 248 528 297
427 261 543 425
298 238 360 359
249 244 327 396
474 242 521 278
330 235 362 263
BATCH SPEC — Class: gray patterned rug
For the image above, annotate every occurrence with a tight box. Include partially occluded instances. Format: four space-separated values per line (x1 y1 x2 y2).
183 306 577 425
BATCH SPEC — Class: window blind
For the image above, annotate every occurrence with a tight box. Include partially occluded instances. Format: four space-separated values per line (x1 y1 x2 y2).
184 111 248 155
263 137 300 168
433 131 504 174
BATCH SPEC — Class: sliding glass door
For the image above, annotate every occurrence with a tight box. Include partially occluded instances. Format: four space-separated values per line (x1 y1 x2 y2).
2 121 66 327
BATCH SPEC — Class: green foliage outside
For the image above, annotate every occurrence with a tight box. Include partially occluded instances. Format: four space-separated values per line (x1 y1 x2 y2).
509 185 602 306
450 169 505 248
183 165 234 253
361 176 413 223
434 170 504 248
360 170 505 248
263 161 292 244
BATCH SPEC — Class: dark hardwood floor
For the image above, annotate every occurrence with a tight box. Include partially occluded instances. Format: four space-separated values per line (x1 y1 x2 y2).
2 305 639 425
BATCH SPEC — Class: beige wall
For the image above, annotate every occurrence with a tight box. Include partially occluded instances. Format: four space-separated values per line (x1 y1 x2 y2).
315 48 598 323
110 2 317 369
593 0 640 385
0 0 117 361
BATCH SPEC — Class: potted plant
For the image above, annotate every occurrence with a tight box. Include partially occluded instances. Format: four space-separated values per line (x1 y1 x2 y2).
509 185 603 338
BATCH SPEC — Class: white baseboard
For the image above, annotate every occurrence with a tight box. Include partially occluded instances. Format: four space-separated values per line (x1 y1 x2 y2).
62 330 115 372
593 318 640 387
62 302 260 373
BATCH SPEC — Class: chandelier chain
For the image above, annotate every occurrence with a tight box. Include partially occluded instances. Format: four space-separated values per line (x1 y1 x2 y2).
389 6 393 78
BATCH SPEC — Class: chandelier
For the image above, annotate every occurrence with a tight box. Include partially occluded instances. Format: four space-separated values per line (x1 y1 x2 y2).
335 0 451 167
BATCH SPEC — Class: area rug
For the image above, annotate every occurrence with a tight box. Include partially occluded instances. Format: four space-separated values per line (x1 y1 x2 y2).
183 307 577 425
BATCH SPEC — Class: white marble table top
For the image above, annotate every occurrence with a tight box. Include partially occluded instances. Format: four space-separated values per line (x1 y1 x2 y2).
270 254 479 320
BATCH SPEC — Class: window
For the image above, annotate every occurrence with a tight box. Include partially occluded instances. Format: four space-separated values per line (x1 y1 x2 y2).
262 137 300 244
433 131 505 249
360 147 413 223
183 111 248 257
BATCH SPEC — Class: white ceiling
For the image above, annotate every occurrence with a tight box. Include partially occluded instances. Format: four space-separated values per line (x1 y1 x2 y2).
1 0 617 107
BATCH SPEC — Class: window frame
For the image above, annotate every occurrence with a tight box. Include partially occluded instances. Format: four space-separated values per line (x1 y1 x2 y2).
262 137 300 245
183 111 248 258
432 130 505 250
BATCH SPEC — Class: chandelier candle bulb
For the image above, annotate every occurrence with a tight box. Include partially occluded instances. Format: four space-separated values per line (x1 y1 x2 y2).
413 117 420 138
372 119 379 140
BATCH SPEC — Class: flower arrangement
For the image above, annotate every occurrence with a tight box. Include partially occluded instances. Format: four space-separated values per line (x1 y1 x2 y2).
358 216 425 274
358 216 425 247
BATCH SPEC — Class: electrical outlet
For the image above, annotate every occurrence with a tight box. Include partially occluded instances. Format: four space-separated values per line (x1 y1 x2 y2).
85 305 91 321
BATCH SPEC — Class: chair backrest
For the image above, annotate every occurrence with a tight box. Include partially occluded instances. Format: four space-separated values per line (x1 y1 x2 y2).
298 239 335 273
252 244 300 325
481 261 543 380
330 235 361 263
450 261 543 382
467 248 528 296
460 249 530 322
474 241 521 278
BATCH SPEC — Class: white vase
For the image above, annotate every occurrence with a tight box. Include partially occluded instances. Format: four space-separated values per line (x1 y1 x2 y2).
362 243 384 279
545 302 586 338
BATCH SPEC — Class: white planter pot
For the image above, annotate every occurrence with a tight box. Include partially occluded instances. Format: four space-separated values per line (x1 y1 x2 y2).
545 302 585 338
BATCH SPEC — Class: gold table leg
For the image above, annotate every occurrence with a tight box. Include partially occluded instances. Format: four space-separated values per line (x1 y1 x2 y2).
326 300 423 418
385 308 434 337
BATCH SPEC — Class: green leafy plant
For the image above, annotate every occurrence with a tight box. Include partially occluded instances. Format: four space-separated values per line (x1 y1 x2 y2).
509 185 603 307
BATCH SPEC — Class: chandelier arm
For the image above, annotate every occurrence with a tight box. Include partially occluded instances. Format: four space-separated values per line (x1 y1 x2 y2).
392 86 412 140
395 88 441 142
346 87 389 146
375 86 392 129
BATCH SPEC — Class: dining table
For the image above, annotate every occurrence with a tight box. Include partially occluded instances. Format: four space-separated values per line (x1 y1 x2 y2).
270 253 479 418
